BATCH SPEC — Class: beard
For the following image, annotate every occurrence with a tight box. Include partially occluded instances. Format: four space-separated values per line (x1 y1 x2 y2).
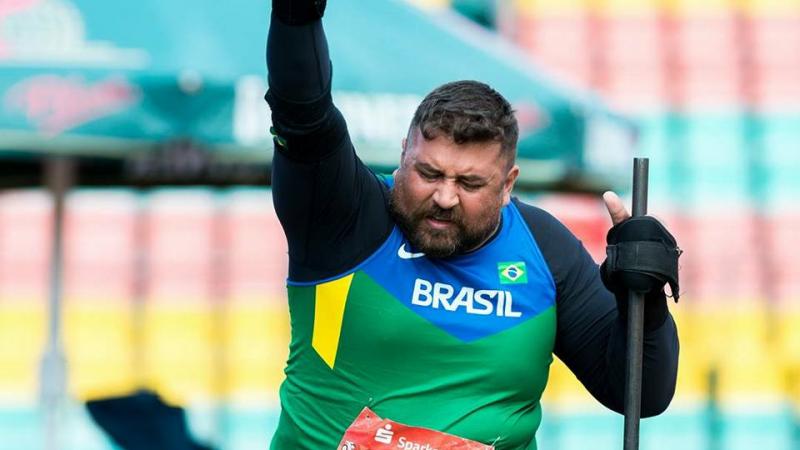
389 180 502 259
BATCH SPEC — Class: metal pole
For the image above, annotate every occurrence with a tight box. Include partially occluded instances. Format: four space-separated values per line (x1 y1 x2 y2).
623 158 649 450
132 191 149 387
211 192 231 447
40 157 74 450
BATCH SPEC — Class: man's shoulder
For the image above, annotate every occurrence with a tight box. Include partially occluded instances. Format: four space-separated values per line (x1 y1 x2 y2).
511 197 582 262
376 173 395 189
511 197 571 234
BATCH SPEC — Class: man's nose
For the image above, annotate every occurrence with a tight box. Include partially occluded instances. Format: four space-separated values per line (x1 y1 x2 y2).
432 181 459 210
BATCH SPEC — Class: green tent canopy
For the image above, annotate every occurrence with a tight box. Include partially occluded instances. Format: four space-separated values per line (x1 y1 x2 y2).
0 0 633 188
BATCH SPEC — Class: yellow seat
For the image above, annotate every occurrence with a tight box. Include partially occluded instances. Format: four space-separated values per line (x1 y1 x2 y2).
541 357 597 409
227 301 289 398
777 309 800 368
0 301 45 400
715 352 784 405
64 301 138 400
140 303 217 404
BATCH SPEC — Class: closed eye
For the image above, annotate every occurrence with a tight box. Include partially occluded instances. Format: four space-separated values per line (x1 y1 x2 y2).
416 166 441 181
414 163 487 190
458 176 487 191
460 181 484 191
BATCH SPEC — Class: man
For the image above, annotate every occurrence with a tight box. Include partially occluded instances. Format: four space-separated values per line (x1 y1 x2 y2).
265 1 680 449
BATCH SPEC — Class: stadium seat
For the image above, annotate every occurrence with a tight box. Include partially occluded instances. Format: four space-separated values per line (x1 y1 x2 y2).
142 306 217 404
64 191 137 303
147 190 216 303
671 308 711 402
65 305 138 399
716 351 786 405
541 356 595 408
0 191 50 301
777 310 800 369
755 68 800 108
227 303 289 400
532 194 607 261
752 16 800 70
604 16 662 68
693 307 784 403
677 14 738 68
0 304 45 400
605 68 666 110
228 190 288 302
516 15 593 85
767 214 800 302
0 192 51 400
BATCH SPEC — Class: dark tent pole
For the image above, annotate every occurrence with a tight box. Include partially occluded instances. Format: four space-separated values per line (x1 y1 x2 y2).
132 189 150 387
40 157 74 450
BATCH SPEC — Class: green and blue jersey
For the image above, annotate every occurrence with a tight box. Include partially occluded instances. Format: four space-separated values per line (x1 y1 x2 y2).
273 203 557 449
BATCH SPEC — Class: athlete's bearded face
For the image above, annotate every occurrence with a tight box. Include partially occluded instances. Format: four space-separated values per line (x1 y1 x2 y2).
390 130 519 258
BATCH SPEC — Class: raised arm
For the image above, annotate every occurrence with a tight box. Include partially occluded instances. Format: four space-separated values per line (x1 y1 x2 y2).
266 1 331 138
266 1 393 283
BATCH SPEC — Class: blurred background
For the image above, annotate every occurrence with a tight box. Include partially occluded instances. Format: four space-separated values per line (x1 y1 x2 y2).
0 0 798 449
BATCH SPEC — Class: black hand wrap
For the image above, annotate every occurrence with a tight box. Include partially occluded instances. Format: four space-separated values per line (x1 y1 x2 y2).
601 216 682 330
272 0 327 25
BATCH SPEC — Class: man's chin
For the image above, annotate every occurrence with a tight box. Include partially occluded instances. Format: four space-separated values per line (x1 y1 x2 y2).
417 244 457 259
414 220 498 257
413 233 459 258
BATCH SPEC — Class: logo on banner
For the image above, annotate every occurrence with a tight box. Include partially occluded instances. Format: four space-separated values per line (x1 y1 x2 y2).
374 424 395 444
4 75 140 135
339 407 494 450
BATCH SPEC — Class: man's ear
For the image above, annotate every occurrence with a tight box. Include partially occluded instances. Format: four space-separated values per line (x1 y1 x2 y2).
502 165 520 206
399 137 410 167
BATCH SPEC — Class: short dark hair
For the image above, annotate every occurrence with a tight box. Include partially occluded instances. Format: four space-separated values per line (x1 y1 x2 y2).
408 80 518 164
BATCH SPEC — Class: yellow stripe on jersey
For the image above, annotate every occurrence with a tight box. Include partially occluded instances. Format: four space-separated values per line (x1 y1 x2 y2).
312 274 354 369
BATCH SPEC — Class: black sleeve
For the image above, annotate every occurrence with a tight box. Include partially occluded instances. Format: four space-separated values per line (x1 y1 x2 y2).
514 199 679 417
266 13 393 282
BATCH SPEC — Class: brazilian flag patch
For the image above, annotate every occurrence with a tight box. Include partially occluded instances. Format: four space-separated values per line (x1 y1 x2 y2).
498 261 528 284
